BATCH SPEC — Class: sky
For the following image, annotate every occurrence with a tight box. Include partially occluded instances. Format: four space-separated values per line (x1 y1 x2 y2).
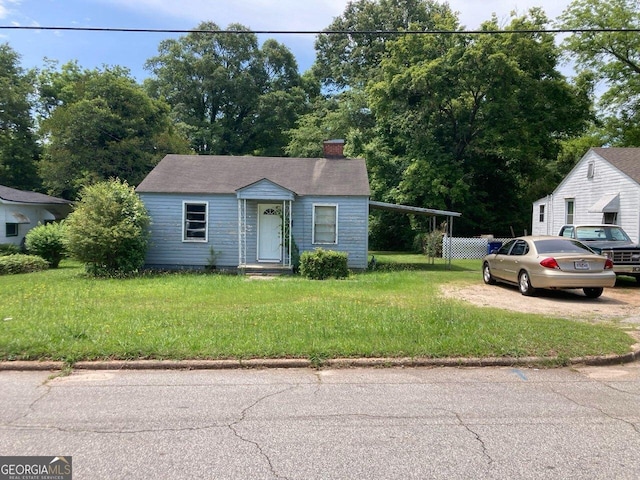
0 0 574 81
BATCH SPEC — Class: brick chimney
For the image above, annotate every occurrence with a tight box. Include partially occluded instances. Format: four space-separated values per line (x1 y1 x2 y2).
323 139 345 159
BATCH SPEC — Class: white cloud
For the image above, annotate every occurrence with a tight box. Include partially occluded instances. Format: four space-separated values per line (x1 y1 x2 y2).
97 0 572 31
446 1 571 29
98 0 349 30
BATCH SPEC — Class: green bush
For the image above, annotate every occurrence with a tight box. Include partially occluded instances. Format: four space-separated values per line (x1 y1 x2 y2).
65 179 151 276
25 222 67 268
0 254 49 275
299 248 349 280
0 244 21 257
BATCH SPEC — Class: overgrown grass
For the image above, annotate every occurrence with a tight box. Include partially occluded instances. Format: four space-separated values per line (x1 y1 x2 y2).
0 256 633 364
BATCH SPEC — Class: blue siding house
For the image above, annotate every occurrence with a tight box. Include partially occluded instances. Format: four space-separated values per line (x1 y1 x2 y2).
136 141 371 272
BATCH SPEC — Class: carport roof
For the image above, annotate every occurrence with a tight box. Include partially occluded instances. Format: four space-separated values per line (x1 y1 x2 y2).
369 200 462 218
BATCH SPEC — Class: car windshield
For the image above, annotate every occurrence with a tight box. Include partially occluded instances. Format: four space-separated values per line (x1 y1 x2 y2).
534 239 594 255
575 226 631 242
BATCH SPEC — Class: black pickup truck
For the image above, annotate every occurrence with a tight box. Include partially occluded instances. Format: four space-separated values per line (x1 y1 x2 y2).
559 224 640 281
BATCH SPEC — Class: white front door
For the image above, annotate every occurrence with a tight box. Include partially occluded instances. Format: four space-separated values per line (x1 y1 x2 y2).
258 204 282 262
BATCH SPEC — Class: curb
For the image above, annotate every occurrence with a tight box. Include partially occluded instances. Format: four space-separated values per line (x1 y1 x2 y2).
1 346 638 372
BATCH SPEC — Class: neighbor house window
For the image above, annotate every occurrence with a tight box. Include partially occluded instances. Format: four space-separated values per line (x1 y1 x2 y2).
587 161 595 179
5 223 18 237
313 204 337 244
565 199 575 224
539 205 545 223
183 202 208 242
603 212 618 224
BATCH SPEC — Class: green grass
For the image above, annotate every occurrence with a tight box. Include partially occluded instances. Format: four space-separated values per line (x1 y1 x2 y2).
0 255 634 364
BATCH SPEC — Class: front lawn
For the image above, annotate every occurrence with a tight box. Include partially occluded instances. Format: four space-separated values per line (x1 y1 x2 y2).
0 255 634 364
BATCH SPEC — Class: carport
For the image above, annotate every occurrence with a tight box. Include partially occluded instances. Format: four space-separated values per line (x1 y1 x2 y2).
369 200 462 269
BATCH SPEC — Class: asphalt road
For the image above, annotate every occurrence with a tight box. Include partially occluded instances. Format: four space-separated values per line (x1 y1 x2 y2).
1 364 639 479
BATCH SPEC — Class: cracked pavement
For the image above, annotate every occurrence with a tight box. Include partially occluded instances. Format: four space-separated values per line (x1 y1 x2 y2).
1 365 639 479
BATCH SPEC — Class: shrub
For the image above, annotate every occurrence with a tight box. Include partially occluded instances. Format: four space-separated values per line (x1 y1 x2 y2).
0 254 49 275
65 179 150 276
299 248 349 280
0 244 21 257
25 222 67 268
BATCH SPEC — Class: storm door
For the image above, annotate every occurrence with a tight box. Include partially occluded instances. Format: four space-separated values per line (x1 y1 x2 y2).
257 204 282 262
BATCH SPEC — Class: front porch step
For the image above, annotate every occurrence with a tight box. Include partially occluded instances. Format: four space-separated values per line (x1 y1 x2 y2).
238 264 293 276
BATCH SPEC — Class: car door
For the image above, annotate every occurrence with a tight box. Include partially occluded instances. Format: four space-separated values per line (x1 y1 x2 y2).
491 240 516 281
501 239 529 283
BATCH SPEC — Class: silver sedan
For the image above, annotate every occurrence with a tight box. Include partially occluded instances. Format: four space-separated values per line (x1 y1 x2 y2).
482 236 616 298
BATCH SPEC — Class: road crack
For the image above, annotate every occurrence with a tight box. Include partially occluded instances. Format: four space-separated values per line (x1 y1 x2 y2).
550 386 640 435
228 385 298 480
455 413 495 468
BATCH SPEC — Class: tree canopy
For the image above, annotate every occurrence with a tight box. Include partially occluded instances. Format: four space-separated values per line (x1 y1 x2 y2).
559 0 640 145
37 62 190 199
144 22 308 156
0 43 41 191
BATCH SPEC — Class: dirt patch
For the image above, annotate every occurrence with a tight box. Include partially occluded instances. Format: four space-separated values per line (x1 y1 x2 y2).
440 282 640 326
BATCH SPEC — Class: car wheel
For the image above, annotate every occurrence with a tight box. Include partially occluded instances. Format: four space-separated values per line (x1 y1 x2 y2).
583 287 604 299
482 262 496 285
518 270 536 296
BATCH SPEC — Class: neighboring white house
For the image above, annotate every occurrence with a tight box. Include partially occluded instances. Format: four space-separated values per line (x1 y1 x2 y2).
532 148 640 243
0 185 72 247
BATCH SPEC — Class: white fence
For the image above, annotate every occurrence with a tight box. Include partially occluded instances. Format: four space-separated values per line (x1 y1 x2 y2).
442 236 512 259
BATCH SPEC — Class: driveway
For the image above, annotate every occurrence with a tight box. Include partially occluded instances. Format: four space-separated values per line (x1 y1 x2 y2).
441 279 640 326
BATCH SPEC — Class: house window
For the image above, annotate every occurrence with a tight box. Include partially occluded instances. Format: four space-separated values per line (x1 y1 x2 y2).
313 204 338 244
565 199 575 224
183 202 208 242
603 212 618 225
5 223 18 237
587 162 595 179
539 205 545 223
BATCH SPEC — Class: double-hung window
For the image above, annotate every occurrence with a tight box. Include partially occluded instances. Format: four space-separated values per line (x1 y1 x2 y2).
5 223 18 237
183 202 208 242
565 199 575 225
313 204 337 244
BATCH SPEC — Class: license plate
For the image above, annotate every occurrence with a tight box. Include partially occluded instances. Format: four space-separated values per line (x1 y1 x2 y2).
574 262 590 270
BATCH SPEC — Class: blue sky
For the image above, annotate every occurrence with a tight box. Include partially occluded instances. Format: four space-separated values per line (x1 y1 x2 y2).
1 0 573 81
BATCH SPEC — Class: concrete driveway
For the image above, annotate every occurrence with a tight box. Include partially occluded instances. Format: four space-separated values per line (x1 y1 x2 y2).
1 365 639 479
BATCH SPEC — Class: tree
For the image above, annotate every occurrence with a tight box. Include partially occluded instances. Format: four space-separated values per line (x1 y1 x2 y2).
65 179 150 276
366 10 591 236
144 22 308 156
559 0 640 145
0 43 41 191
314 0 460 91
37 63 190 199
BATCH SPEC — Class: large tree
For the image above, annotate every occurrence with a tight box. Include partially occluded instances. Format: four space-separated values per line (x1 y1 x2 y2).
0 43 41 191
367 9 591 236
314 0 460 91
144 22 308 156
37 63 190 199
559 0 640 146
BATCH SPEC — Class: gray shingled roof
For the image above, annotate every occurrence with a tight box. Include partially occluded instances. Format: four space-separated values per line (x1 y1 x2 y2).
0 185 71 204
592 147 640 184
136 155 370 196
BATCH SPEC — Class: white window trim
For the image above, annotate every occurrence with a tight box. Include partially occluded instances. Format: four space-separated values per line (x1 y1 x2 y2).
312 203 338 245
182 201 209 243
5 223 18 237
565 198 575 225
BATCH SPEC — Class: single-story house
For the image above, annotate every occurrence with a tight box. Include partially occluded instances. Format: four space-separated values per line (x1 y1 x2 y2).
136 141 371 272
532 147 640 242
0 185 72 246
